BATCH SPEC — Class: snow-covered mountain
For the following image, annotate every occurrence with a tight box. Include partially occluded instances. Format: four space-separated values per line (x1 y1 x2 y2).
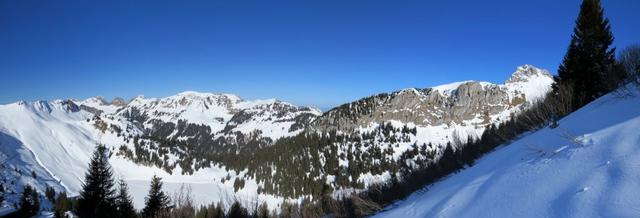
81 91 320 145
374 87 640 218
0 93 320 209
0 65 554 211
313 64 553 145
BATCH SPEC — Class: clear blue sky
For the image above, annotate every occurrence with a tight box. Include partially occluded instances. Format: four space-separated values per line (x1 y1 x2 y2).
1 0 638 110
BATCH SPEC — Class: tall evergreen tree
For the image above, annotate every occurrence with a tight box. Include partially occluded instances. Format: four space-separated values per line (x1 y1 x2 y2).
116 179 137 218
0 183 5 204
556 0 618 110
54 192 73 218
256 202 269 218
18 185 40 217
78 145 117 218
227 201 248 218
142 175 171 218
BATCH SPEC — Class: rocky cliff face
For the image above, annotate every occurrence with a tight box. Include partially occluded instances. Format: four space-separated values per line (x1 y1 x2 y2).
312 65 553 133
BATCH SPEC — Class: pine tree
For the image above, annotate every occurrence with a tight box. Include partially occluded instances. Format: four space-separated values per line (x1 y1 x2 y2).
0 183 5 204
142 175 171 218
256 202 269 218
78 145 118 218
227 201 248 218
45 186 56 202
115 179 137 218
54 192 73 218
18 185 40 216
556 0 618 110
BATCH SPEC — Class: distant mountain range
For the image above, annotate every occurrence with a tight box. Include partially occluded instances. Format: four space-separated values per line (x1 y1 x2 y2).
0 65 554 210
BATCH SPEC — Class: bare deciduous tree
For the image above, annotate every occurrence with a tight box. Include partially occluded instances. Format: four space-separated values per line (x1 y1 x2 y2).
619 44 640 85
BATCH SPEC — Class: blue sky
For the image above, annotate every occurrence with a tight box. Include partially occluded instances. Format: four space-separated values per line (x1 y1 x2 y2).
1 0 638 110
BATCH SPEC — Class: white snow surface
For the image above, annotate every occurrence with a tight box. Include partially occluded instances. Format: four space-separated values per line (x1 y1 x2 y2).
430 64 553 100
120 91 320 140
0 65 553 213
0 94 308 212
375 88 640 218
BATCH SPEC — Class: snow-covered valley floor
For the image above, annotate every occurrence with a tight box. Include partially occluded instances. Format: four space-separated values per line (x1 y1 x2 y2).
375 90 640 218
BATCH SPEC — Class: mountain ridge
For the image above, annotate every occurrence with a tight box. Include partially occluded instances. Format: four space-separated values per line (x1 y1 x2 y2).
0 64 555 211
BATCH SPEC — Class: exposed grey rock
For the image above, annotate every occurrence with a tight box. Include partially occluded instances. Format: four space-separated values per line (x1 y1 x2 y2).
110 97 127 106
311 65 553 132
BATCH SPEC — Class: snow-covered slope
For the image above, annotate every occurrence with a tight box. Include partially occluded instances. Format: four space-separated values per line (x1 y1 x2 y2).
0 65 554 212
311 65 554 178
90 91 321 143
375 88 640 218
0 94 318 211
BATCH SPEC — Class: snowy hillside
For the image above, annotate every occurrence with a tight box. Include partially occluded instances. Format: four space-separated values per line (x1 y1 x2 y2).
0 65 555 212
305 65 554 189
0 94 317 211
84 91 321 143
375 89 640 218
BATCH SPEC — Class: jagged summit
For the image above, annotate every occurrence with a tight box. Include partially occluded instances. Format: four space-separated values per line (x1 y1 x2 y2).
110 97 126 106
312 65 554 134
506 64 552 84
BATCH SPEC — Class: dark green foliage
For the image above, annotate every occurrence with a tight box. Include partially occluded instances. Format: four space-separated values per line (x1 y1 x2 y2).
556 0 621 110
142 175 171 218
195 202 224 218
255 202 269 218
45 186 56 203
116 180 137 218
53 192 74 218
18 185 40 217
233 178 245 192
78 145 118 218
0 183 5 204
227 201 249 218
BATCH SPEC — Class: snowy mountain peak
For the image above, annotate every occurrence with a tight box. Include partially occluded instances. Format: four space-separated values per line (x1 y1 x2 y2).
430 80 493 95
173 91 243 102
505 65 554 102
506 64 552 84
130 94 146 102
110 97 126 106
313 65 555 134
84 96 109 105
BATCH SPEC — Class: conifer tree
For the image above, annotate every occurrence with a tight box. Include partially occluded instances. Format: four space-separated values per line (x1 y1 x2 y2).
142 175 171 218
18 185 40 216
54 192 73 218
45 186 56 202
227 201 248 218
78 145 117 218
0 183 4 204
256 202 269 218
115 179 137 218
556 0 618 109
213 202 225 218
